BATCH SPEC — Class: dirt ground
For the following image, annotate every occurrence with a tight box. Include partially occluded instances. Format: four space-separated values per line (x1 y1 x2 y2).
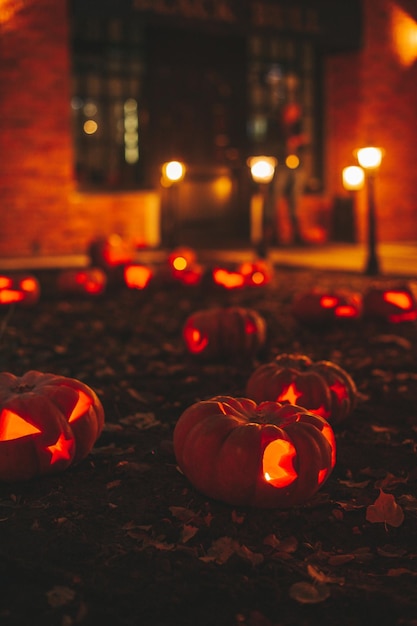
1 263 417 626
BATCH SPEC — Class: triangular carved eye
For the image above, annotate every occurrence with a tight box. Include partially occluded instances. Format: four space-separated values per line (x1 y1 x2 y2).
68 390 92 423
0 409 42 440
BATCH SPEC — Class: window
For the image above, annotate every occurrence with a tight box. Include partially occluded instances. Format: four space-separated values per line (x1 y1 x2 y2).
70 16 147 190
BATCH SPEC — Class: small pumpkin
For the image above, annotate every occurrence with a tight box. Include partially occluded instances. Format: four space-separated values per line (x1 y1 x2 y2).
246 353 356 425
292 290 362 324
183 306 266 360
173 395 336 508
57 268 107 296
0 274 40 306
0 371 105 482
124 263 153 290
88 234 134 269
363 284 417 322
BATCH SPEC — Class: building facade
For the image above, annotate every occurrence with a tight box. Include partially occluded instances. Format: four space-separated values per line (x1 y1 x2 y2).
0 0 416 257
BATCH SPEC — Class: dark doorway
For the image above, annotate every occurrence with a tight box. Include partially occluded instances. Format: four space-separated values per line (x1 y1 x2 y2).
146 25 249 247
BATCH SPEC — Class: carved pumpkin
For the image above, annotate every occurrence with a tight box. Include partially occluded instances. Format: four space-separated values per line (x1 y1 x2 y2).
88 234 134 269
212 260 273 289
292 290 362 324
246 353 357 426
363 284 417 322
167 247 203 285
123 264 153 290
183 307 266 360
173 395 336 508
57 268 107 296
0 371 105 482
0 274 40 306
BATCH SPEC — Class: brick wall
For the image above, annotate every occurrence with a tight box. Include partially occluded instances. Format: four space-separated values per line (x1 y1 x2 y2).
325 0 417 242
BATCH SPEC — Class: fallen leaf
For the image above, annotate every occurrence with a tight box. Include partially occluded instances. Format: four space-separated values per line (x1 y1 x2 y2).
46 586 75 608
289 582 330 604
307 564 344 585
366 489 404 527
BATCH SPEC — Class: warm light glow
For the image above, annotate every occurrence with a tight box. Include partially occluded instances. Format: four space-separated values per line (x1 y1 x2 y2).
335 305 360 318
321 423 336 469
0 290 24 304
172 255 188 271
46 433 74 464
391 5 417 66
330 379 349 403
183 327 209 353
285 154 300 169
356 147 383 171
277 383 302 406
68 390 92 423
20 278 37 292
320 295 339 309
247 156 277 184
342 165 365 190
74 270 105 294
124 264 152 289
0 409 42 440
262 438 297 488
212 268 245 289
244 320 257 334
251 271 266 285
162 161 186 184
213 176 232 200
0 0 24 30
84 120 98 135
0 276 12 289
383 290 414 310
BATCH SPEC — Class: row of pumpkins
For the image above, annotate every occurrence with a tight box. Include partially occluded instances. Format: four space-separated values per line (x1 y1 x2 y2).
2 243 417 325
0 346 355 509
0 235 412 507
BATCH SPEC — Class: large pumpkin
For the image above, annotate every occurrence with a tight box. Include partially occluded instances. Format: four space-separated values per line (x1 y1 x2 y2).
246 353 357 426
173 395 336 508
0 371 105 482
182 306 266 360
0 274 40 307
363 284 417 322
292 290 362 324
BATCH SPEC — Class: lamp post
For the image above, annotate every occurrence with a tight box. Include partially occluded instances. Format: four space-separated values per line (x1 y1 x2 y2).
161 160 186 249
356 147 383 276
247 156 277 259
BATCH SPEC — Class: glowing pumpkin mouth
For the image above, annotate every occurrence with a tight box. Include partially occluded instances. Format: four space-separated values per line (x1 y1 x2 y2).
183 327 209 354
262 439 297 488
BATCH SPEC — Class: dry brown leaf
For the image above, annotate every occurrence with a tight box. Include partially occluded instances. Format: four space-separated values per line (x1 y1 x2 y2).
366 489 404 527
289 582 330 604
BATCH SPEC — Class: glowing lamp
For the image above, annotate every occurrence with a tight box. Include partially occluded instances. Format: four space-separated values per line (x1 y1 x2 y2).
238 260 273 287
0 273 40 306
173 395 336 508
0 370 104 482
342 165 365 191
292 290 362 324
363 284 417 322
247 156 277 184
356 147 383 171
161 160 186 186
246 353 357 426
182 306 266 361
57 268 107 296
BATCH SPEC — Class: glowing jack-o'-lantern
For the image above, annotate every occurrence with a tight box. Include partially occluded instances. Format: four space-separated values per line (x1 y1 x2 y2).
292 290 362 324
212 266 246 289
88 234 134 269
363 284 417 322
57 268 107 296
123 264 153 290
0 371 105 482
173 395 336 508
183 307 267 360
212 260 273 289
0 274 40 306
167 247 203 285
238 260 273 287
246 353 357 426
